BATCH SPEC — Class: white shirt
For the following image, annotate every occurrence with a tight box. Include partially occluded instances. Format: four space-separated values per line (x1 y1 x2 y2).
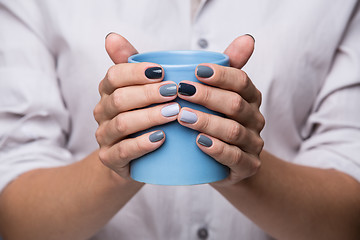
1 0 360 239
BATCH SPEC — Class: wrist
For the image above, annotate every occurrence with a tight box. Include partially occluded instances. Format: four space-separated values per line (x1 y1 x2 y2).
90 150 144 193
210 150 271 194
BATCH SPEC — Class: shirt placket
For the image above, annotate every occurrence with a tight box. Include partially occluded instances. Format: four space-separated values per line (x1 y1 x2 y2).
191 0 211 50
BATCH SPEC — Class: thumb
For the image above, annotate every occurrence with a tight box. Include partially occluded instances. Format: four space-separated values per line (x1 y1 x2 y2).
105 33 138 64
224 34 255 69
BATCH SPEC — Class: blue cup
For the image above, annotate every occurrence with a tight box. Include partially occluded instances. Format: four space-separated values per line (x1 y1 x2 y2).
128 50 230 185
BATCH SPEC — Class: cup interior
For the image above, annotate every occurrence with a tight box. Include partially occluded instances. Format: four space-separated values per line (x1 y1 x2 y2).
128 50 229 68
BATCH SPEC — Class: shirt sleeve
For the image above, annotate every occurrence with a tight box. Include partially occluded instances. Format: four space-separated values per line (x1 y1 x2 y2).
0 1 73 192
293 4 360 182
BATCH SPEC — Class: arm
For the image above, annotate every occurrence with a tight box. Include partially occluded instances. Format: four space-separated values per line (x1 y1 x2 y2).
0 151 143 240
177 35 360 239
0 33 179 239
214 151 360 240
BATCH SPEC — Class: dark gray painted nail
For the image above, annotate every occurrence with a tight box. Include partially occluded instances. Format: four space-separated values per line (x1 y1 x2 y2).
197 65 214 78
145 67 162 79
180 110 197 124
245 33 255 43
105 32 114 39
159 83 177 96
149 131 164 142
178 83 196 96
198 135 213 147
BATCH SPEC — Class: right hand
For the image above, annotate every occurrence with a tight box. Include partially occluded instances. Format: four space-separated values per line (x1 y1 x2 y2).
93 33 179 180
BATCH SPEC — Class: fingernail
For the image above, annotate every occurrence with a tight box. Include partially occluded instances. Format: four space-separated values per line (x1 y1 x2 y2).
180 110 197 124
105 32 114 39
198 135 213 147
145 67 162 79
149 131 164 143
159 83 177 97
245 33 255 43
197 65 214 78
178 83 196 96
161 103 179 117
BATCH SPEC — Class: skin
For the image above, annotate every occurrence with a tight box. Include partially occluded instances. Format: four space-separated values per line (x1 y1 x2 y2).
0 33 359 240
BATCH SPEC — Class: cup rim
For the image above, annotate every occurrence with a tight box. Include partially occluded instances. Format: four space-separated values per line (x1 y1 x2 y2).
128 50 229 69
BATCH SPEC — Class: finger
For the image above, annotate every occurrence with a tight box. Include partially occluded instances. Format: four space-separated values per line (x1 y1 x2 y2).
178 108 264 154
96 103 180 146
100 62 164 96
105 33 138 64
195 64 262 106
223 34 255 69
177 81 264 130
99 130 165 179
95 81 177 122
196 134 261 182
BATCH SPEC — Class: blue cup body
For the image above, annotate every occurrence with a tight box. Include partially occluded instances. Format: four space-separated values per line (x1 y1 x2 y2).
128 50 230 185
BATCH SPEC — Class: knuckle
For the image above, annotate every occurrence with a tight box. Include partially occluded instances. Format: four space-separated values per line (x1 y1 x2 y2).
117 144 129 161
135 138 152 153
112 89 124 110
229 149 242 167
145 108 154 124
198 113 210 132
95 128 103 144
256 137 264 155
218 67 227 85
143 84 154 103
106 65 118 88
201 86 211 105
212 143 226 159
98 79 104 95
230 94 244 115
132 63 144 81
256 114 265 131
98 148 110 167
93 103 103 122
115 116 127 134
250 159 261 176
147 107 163 125
227 123 242 142
241 72 250 89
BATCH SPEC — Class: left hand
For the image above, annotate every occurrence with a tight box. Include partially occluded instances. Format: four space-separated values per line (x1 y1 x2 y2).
177 35 264 186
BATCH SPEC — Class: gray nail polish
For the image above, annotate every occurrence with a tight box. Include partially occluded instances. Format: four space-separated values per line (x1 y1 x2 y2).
245 33 255 43
180 110 197 124
105 32 114 39
198 135 213 147
149 131 164 142
159 83 177 96
161 103 179 117
197 65 214 78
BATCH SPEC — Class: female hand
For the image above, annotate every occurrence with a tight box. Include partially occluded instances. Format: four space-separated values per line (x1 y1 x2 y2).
177 35 264 186
93 33 180 180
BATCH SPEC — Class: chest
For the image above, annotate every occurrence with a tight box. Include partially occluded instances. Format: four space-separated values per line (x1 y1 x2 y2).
51 0 352 158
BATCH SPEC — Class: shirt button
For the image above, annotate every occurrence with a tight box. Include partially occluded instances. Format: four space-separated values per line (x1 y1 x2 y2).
197 227 209 239
197 38 208 49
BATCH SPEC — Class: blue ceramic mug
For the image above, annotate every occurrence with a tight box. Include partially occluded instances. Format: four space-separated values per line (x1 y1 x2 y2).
128 50 230 185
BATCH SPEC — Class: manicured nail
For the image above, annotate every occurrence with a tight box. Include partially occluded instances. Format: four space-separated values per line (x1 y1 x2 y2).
245 33 255 43
198 135 213 147
178 83 196 96
149 131 164 142
161 103 179 117
105 32 114 39
197 65 214 78
145 67 162 79
180 110 197 124
159 83 177 97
